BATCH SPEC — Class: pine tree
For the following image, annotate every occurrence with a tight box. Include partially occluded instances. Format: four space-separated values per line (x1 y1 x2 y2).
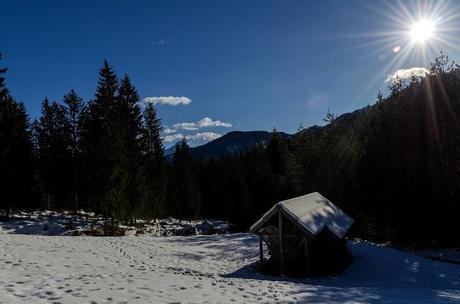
323 108 337 124
35 99 72 209
430 51 455 75
142 104 164 165
116 74 143 221
267 128 288 175
0 54 35 214
169 139 201 219
35 98 53 208
141 103 166 218
81 61 120 224
63 89 85 211
81 62 147 229
0 53 8 101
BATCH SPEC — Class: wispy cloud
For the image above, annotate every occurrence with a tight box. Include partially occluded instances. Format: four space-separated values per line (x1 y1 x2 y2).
149 39 165 46
197 117 232 128
386 67 430 82
172 117 232 131
163 128 177 134
163 133 184 143
172 122 199 131
143 96 192 106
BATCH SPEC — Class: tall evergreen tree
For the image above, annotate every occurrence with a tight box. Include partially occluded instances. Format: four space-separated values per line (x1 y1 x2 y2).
266 128 289 175
116 74 143 221
63 89 86 211
142 104 164 164
169 139 201 219
0 54 35 214
81 61 121 222
0 53 8 101
141 103 167 218
35 99 72 209
81 63 145 227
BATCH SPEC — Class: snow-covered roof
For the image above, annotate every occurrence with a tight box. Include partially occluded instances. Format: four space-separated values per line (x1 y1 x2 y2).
250 192 353 239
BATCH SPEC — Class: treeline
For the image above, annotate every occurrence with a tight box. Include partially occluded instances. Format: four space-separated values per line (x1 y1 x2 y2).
1 53 460 246
1 59 170 224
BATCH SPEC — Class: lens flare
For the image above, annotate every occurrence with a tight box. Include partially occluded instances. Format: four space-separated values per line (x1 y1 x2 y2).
327 0 460 101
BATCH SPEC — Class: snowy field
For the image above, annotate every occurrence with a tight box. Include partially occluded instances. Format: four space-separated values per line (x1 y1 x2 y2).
1 233 460 303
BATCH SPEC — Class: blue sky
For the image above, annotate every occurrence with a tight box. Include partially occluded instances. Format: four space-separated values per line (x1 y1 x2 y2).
2 0 460 146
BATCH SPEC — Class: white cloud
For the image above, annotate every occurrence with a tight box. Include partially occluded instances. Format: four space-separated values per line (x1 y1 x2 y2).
172 117 232 131
163 128 177 134
163 133 184 143
197 117 232 128
164 118 230 144
162 132 222 144
143 96 192 106
172 122 199 131
386 67 430 82
187 132 222 141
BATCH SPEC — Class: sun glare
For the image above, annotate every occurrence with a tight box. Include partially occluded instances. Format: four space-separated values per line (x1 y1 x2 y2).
410 19 435 43
335 0 460 102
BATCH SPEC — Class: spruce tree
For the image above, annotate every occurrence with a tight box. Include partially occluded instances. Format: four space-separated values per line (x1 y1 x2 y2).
267 128 288 175
35 98 53 208
82 61 120 223
82 62 146 228
141 103 166 218
169 139 201 219
116 74 143 221
63 89 85 211
35 99 72 209
0 53 8 100
0 54 34 214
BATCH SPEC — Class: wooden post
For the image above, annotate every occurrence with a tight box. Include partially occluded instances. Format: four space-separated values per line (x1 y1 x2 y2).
278 208 284 273
304 238 310 273
259 235 264 263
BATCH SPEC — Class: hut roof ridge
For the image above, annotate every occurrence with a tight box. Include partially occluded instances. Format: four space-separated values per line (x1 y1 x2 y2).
250 192 353 239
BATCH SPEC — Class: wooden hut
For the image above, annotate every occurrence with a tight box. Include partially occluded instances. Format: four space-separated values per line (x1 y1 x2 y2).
250 192 353 276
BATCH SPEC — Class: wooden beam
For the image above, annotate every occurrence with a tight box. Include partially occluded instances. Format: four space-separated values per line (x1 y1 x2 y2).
259 235 264 263
304 238 310 273
278 208 284 273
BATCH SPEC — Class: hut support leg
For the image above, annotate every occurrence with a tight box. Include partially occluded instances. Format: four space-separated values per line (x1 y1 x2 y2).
304 238 310 273
278 209 284 273
259 236 263 263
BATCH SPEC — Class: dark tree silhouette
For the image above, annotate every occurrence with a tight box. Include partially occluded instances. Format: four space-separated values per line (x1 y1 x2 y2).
63 90 86 211
0 54 34 215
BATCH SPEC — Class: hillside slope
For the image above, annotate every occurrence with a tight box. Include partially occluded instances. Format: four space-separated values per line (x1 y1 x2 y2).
166 131 290 159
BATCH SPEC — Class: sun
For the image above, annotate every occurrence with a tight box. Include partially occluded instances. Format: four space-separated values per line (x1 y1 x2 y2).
410 19 435 44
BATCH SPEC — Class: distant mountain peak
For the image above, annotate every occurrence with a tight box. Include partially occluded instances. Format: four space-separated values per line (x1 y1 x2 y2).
165 130 290 159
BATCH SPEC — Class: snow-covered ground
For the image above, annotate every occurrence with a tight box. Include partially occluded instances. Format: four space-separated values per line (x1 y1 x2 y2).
408 248 460 265
1 232 460 303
